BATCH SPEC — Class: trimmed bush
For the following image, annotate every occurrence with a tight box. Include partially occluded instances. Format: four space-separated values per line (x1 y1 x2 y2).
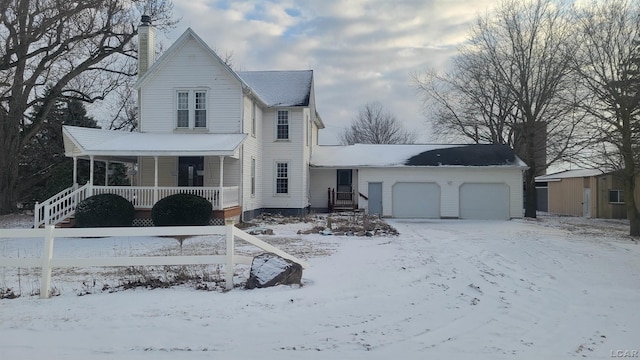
151 193 212 226
75 194 135 227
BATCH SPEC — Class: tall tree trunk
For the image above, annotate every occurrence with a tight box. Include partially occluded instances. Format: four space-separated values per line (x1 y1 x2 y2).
0 138 19 214
623 170 640 237
524 168 537 218
0 106 22 214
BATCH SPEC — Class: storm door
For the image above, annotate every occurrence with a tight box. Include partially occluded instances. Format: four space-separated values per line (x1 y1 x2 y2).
178 156 204 187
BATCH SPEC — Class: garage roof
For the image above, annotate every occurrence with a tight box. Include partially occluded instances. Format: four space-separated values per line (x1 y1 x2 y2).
311 144 527 167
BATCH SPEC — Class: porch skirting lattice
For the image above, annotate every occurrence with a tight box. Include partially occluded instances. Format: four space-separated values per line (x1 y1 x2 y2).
132 218 225 227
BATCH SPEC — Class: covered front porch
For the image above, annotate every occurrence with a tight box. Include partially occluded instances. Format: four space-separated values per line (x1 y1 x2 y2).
34 126 248 227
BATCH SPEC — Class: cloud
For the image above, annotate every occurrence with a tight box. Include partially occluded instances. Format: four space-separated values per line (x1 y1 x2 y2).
163 0 498 144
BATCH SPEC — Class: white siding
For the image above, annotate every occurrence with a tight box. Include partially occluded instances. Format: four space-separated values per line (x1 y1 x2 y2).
261 108 307 209
357 167 523 218
309 168 334 209
139 37 242 134
241 96 263 213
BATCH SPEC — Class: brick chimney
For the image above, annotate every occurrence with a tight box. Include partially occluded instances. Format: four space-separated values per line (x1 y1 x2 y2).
138 15 155 77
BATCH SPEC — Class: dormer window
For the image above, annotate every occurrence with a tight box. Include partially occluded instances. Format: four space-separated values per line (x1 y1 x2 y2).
176 89 208 129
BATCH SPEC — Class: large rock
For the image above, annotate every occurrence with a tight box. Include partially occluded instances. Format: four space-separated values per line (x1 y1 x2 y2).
245 253 303 289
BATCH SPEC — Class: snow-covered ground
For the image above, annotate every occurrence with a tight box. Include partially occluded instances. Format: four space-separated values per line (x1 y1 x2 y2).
0 213 639 359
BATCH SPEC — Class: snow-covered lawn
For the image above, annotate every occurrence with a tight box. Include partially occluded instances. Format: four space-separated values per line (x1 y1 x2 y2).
1 214 638 359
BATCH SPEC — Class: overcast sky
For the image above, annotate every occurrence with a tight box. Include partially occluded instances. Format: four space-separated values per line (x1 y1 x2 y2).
159 0 499 144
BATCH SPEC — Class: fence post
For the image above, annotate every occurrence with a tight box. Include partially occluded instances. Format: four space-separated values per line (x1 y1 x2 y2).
40 225 55 299
225 225 234 290
34 202 40 228
44 203 50 226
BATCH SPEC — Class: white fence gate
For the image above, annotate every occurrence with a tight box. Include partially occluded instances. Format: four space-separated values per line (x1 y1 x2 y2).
0 225 309 298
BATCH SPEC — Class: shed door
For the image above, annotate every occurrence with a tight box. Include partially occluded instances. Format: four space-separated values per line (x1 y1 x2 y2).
368 182 383 216
459 183 509 220
392 182 440 218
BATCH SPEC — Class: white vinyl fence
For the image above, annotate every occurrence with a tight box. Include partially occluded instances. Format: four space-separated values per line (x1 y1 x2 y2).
0 225 309 299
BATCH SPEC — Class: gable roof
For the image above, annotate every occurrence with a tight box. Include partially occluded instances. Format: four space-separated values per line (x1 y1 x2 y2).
237 71 312 107
134 28 316 111
134 28 249 94
311 144 527 168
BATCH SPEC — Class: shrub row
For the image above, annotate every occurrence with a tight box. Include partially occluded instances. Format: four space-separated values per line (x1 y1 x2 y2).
74 193 211 227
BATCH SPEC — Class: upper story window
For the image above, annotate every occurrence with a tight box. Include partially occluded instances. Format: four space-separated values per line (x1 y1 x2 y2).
177 92 189 128
176 89 207 129
195 92 207 128
276 110 289 140
251 102 256 137
306 113 311 147
609 189 624 204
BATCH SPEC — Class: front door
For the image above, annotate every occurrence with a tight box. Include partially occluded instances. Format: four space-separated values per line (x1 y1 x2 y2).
583 188 591 217
336 169 352 193
178 156 204 187
368 182 383 216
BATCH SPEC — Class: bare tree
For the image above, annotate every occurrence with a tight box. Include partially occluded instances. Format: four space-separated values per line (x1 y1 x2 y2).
413 49 518 145
573 0 640 236
0 0 177 214
340 102 416 145
417 0 584 218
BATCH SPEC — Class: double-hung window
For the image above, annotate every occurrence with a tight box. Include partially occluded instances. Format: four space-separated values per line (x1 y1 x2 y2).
177 91 189 128
609 189 624 204
251 102 256 137
251 157 256 196
176 89 207 129
275 161 289 195
276 110 289 140
194 92 206 128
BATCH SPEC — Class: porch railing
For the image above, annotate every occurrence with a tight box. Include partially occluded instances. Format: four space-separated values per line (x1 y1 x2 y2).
328 188 356 211
35 185 241 227
34 183 91 229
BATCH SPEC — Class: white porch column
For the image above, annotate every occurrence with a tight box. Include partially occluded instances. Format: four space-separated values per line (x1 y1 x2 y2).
154 156 159 204
73 156 78 185
219 156 225 208
89 155 95 195
104 160 110 186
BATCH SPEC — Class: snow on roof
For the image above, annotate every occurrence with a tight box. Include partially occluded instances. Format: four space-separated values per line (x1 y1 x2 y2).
536 169 605 181
237 71 312 107
63 126 247 157
311 144 527 167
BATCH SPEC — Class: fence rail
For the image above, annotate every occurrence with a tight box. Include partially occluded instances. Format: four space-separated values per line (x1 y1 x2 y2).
0 225 308 299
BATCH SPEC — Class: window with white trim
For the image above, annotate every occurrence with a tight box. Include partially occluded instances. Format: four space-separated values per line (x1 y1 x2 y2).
306 113 311 147
194 91 206 128
251 102 256 137
609 189 624 204
251 157 256 196
175 89 207 129
276 110 289 140
275 161 289 194
177 91 189 128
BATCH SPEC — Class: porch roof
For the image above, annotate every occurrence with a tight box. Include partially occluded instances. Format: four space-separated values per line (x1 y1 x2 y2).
310 144 528 168
63 126 247 161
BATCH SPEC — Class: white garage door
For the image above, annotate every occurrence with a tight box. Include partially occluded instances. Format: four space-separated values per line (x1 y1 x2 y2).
392 182 440 218
459 183 509 220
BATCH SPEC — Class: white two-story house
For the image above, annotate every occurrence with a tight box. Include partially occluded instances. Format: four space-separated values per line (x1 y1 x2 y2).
44 17 526 228
55 18 324 225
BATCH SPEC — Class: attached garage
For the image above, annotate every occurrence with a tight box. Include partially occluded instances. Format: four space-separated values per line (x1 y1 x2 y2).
459 183 510 220
392 182 440 218
310 144 527 220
